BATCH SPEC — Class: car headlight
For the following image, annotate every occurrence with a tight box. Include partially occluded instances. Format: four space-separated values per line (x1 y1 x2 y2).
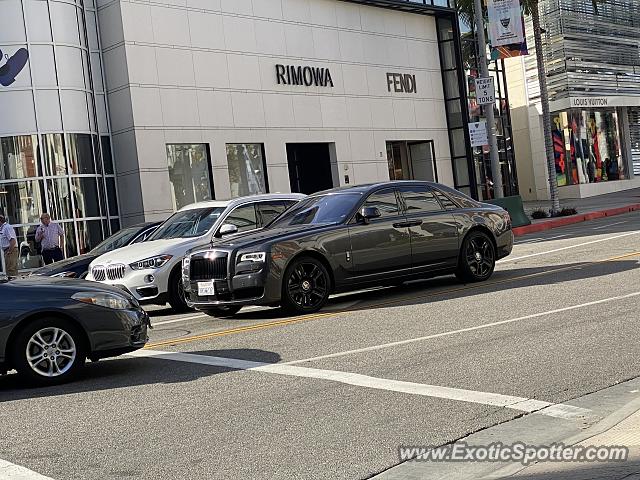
239 252 266 263
130 254 172 270
52 271 77 278
72 292 135 310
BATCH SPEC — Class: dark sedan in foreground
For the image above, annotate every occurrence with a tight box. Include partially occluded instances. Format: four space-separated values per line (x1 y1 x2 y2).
184 181 513 316
32 222 161 279
0 277 150 386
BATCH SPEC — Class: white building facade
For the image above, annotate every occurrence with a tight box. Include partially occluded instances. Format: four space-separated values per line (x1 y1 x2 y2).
1 0 472 251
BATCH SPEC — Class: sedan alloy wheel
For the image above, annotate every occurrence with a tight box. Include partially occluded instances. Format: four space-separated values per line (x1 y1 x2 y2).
283 257 330 314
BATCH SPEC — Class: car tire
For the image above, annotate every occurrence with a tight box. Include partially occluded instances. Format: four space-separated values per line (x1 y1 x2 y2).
201 306 242 318
168 269 193 313
455 230 496 283
12 317 86 386
281 256 331 315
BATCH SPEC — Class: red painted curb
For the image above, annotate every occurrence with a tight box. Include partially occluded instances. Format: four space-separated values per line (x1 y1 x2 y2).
513 203 640 237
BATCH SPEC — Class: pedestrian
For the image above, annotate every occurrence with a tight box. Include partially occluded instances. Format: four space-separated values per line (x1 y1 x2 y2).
35 213 65 265
0 214 18 278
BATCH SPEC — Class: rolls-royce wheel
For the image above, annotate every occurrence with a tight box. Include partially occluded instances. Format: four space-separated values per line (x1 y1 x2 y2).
281 257 331 314
455 230 496 283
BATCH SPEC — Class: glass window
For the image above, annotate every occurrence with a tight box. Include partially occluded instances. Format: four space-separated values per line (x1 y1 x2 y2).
67 133 96 174
109 218 121 235
167 144 214 210
77 220 104 254
437 17 454 41
90 225 143 255
434 190 458 210
446 99 464 129
63 221 77 258
400 187 442 214
0 135 41 180
270 193 361 228
72 177 101 217
451 129 466 158
0 180 45 224
226 143 268 197
364 189 400 218
106 177 118 216
101 136 114 174
257 201 288 227
46 178 73 220
443 70 460 99
150 207 226 240
437 184 480 208
440 42 457 71
224 205 258 233
43 134 67 176
15 225 44 269
93 136 102 175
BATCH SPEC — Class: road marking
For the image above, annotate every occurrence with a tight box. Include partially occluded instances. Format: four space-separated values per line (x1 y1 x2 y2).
592 220 627 230
145 250 640 348
0 459 53 480
498 230 640 263
127 349 589 419
284 290 640 366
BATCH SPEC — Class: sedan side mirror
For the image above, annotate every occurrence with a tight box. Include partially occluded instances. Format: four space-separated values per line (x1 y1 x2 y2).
358 206 381 223
216 223 239 238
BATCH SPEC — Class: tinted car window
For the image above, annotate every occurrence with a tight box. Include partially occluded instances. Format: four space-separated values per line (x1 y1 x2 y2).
150 207 225 239
436 185 480 208
269 193 361 227
132 226 158 244
434 191 459 210
225 205 258 233
401 187 442 214
257 202 287 227
90 226 141 254
364 189 400 218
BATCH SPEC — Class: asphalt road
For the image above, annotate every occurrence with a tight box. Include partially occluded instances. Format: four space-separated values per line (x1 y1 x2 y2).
1 212 640 480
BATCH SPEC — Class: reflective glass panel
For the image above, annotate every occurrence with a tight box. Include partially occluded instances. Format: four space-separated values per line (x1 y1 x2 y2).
226 144 268 197
0 180 45 224
72 177 101 217
77 219 104 254
14 225 45 269
167 144 213 210
67 133 96 174
46 178 73 221
0 135 41 180
106 177 118 216
43 133 67 176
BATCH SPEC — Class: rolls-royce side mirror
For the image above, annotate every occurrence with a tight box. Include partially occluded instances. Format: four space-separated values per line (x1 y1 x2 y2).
357 206 381 224
216 223 239 238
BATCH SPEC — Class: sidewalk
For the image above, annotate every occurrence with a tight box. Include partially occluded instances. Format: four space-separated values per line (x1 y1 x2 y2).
513 188 640 236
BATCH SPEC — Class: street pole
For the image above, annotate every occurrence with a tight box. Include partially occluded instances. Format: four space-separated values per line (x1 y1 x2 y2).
473 0 504 198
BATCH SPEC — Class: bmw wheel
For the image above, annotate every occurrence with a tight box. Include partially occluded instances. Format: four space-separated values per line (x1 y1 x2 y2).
281 257 331 314
12 317 86 386
456 231 496 283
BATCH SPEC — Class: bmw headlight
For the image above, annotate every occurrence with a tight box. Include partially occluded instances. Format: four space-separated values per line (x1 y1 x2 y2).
130 254 172 270
239 252 266 263
72 292 135 310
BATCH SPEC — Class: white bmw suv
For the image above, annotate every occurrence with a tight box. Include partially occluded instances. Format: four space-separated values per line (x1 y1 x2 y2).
87 194 305 312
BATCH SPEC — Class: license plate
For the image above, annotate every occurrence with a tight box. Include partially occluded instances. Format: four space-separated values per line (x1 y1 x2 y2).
198 281 215 296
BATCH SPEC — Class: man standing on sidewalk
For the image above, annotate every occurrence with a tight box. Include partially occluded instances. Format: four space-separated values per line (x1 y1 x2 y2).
0 214 18 277
35 213 65 265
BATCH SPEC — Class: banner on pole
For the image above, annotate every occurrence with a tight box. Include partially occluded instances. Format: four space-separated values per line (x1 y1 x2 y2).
487 0 524 47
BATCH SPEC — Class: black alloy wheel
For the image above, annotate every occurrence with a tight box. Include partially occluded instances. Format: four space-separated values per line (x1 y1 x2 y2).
456 231 496 283
282 257 331 314
202 305 242 318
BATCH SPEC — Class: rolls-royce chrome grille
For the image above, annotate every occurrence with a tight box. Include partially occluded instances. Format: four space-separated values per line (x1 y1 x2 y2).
190 253 228 281
92 264 126 281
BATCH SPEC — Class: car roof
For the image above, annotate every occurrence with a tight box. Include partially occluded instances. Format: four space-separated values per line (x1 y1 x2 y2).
313 180 442 196
178 193 306 212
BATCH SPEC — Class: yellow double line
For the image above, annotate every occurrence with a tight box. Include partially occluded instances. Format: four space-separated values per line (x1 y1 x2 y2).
146 250 640 349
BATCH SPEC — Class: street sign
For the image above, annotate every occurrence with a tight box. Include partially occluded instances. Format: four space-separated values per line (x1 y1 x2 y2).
475 77 495 105
469 121 489 147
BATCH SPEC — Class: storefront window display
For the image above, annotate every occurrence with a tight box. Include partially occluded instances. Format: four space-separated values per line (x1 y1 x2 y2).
226 144 269 197
551 109 626 187
166 144 214 210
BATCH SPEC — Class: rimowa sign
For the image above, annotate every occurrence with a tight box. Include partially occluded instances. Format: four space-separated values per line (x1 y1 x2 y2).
276 64 334 88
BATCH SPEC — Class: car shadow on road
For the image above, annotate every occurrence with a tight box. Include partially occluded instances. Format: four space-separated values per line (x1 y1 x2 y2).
0 348 280 402
227 258 640 321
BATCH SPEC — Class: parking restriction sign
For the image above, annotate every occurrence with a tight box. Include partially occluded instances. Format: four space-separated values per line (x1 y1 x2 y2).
475 77 495 106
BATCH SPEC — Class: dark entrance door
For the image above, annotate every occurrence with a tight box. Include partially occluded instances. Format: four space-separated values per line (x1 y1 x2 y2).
287 143 334 194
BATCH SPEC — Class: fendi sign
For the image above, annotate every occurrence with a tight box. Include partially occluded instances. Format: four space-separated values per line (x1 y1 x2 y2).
276 64 334 88
387 72 417 94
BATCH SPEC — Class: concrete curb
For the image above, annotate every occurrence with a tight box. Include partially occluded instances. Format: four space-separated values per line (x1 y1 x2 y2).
513 203 640 237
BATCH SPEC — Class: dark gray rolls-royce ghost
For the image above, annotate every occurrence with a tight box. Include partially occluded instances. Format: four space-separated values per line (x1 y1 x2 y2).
0 277 150 386
183 181 513 316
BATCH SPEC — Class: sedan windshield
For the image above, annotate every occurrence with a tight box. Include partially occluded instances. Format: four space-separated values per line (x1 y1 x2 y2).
90 227 141 255
269 193 361 228
150 207 225 240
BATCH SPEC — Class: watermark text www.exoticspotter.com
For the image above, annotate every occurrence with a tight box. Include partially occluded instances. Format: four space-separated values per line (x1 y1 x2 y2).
399 442 628 466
